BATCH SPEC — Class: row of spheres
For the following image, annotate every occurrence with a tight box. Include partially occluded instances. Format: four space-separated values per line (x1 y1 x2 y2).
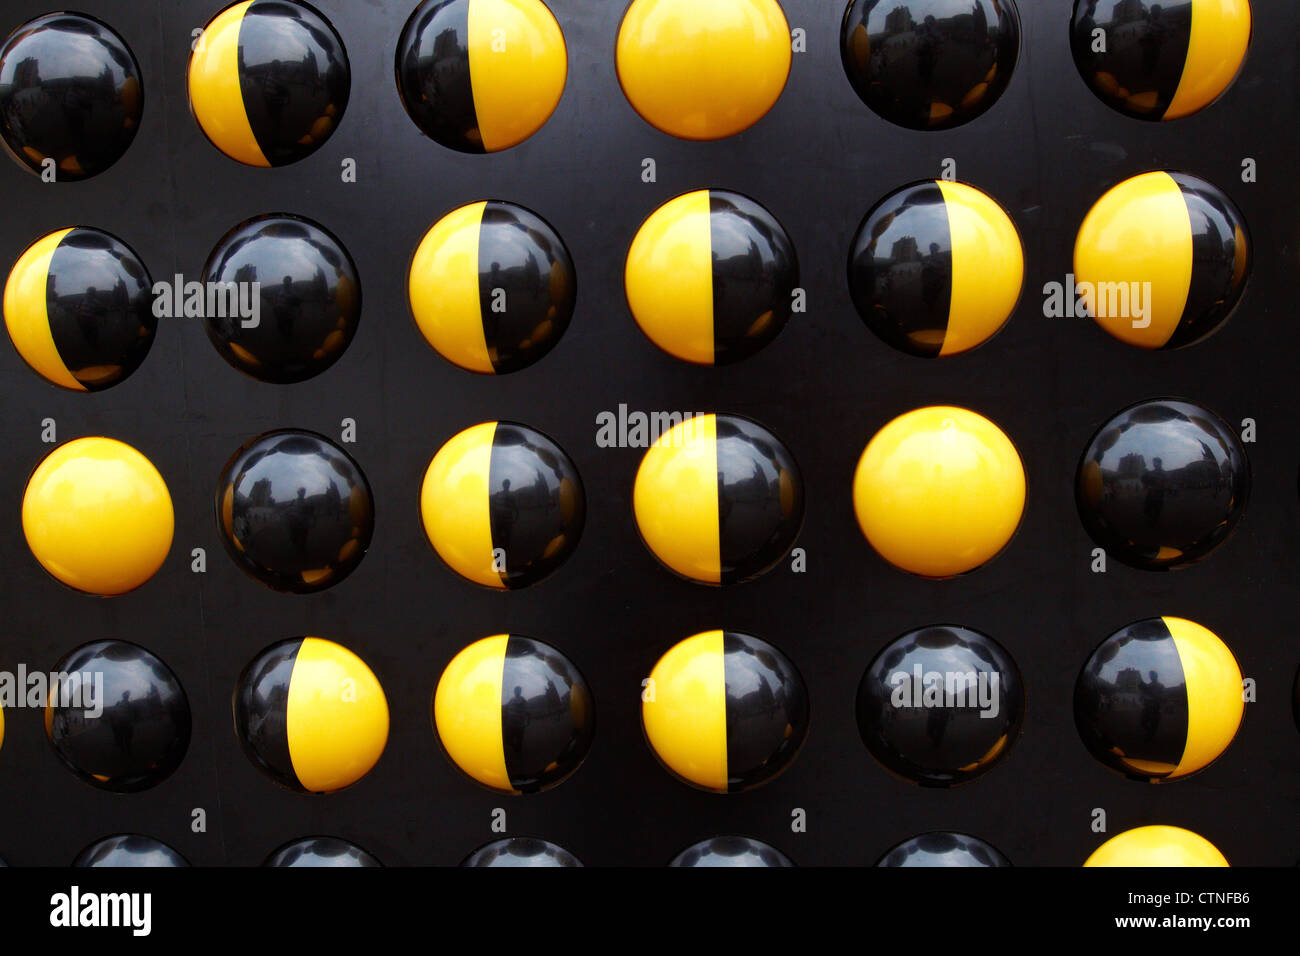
1 169 1252 391
0 0 1254 179
0 827 1238 867
0 617 1262 798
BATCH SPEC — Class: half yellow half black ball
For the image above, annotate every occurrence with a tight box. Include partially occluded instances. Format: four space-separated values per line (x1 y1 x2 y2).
1071 0 1251 121
642 630 808 793
233 637 389 793
626 190 798 365
420 421 585 588
188 0 349 167
410 201 575 373
1075 616 1243 782
4 228 155 391
434 634 594 794
848 181 1023 358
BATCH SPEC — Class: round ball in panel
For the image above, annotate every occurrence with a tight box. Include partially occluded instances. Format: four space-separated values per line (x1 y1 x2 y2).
396 0 567 153
877 832 1010 867
1085 826 1228 867
233 637 389 794
625 190 798 365
188 0 349 167
263 837 382 867
642 630 808 793
670 837 793 867
0 13 142 179
202 214 361 383
462 838 581 867
216 430 374 593
45 641 191 793
409 201 575 374
73 835 189 868
420 422 585 588
1075 399 1248 570
22 437 174 596
433 635 594 794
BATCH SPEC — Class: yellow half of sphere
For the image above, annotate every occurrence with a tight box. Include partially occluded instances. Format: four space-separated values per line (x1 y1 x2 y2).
187 0 269 167
633 414 722 583
4 228 84 390
1163 616 1244 778
1165 0 1252 121
468 0 568 151
433 634 512 792
419 421 504 588
642 630 728 791
1085 825 1229 867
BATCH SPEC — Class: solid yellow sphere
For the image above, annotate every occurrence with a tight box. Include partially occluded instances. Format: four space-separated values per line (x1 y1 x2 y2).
1085 826 1229 867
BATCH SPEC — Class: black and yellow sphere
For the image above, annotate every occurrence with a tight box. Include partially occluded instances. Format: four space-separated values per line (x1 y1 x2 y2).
642 630 808 793
409 201 575 373
856 625 1024 787
840 0 1020 131
616 0 791 141
670 836 793 867
0 13 142 180
45 640 191 793
203 214 360 383
263 837 381 867
634 414 803 585
1075 617 1243 782
22 437 174 596
420 421 585 588
853 406 1025 578
1085 825 1228 867
395 0 567 153
216 430 374 593
74 836 189 868
4 227 156 391
848 181 1022 358
188 0 349 167
1075 172 1250 349
433 635 594 794
1071 0 1251 122
625 190 798 365
462 837 582 867
1076 399 1248 570
233 637 389 794
877 832 1010 867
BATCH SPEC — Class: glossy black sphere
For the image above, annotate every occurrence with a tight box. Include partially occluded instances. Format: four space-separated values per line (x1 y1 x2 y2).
74 835 189 867
840 0 1020 130
202 214 361 383
877 832 1011 867
216 430 374 593
1076 399 1249 570
856 625 1024 786
45 641 191 793
461 838 581 867
670 837 793 868
263 837 382 867
0 13 143 180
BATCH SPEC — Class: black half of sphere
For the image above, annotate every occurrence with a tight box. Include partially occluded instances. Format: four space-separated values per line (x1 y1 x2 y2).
488 424 586 588
670 837 793 867
499 637 594 793
236 0 350 166
46 641 191 794
877 832 1010 867
840 0 1020 131
263 837 381 867
1070 0 1193 121
723 632 809 791
74 835 188 867
46 228 156 389
202 214 361 383
856 625 1024 786
708 192 798 364
715 416 804 584
395 0 480 153
1076 399 1249 570
0 13 142 179
217 430 374 593
462 838 581 867
233 639 300 791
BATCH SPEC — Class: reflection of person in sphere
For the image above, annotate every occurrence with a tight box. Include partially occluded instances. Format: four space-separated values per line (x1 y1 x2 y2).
1139 669 1164 745
503 685 528 754
1142 457 1165 525
491 479 519 547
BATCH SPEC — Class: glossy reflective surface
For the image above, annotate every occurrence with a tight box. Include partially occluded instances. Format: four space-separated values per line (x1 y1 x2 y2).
203 214 360 383
670 836 793 867
74 835 189 867
0 13 142 180
1085 825 1228 867
1076 399 1248 570
489 424 584 586
46 641 191 793
217 430 374 592
716 416 804 583
857 625 1024 786
722 632 808 791
708 192 798 364
841 0 1020 130
877 832 1011 867
263 837 382 867
462 837 581 867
